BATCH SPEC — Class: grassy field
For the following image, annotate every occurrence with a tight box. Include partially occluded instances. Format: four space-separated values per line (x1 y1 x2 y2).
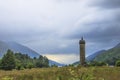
0 67 120 80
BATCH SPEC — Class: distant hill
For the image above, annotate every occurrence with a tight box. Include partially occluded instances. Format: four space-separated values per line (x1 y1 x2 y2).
0 41 10 57
114 43 120 48
0 41 40 58
72 61 80 66
93 43 120 65
0 41 65 66
49 60 65 66
73 43 120 65
87 50 106 61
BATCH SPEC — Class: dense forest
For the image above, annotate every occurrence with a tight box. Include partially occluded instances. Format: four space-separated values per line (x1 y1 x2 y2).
0 49 49 70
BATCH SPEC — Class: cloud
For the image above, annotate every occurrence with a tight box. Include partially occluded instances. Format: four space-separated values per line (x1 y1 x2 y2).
67 7 120 43
89 0 120 9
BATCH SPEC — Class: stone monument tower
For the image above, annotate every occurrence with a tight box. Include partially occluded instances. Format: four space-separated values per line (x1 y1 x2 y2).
79 37 86 66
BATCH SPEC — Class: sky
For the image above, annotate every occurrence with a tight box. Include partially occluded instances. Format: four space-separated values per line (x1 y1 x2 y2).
0 0 120 64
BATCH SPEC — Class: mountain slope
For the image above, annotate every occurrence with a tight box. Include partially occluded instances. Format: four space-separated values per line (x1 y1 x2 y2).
6 42 40 58
0 41 40 58
0 41 65 66
93 43 120 65
87 50 106 61
0 41 10 57
49 60 65 66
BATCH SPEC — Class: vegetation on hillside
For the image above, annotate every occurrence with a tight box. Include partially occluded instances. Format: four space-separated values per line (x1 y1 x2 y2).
93 47 120 65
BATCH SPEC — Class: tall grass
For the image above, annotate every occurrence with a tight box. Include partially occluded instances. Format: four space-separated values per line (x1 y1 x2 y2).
0 67 119 80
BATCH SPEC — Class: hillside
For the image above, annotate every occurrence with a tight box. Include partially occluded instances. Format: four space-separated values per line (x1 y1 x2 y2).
49 60 65 66
93 43 120 65
0 41 10 57
0 41 64 66
87 50 106 61
0 41 40 58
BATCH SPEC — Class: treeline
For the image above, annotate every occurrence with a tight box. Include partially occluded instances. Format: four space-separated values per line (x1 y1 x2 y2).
0 49 49 70
87 60 120 67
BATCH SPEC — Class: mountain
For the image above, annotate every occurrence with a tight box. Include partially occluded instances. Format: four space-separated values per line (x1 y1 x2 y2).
0 41 40 58
72 61 80 65
6 42 40 58
93 43 120 65
114 43 120 48
87 50 106 61
49 60 65 66
0 41 10 57
7 42 40 58
0 41 64 66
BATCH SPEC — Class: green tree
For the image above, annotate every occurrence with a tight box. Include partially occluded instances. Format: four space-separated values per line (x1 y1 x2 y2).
35 55 49 68
27 62 34 69
1 49 16 70
15 59 23 70
115 60 120 67
14 53 33 69
43 56 49 67
51 64 58 67
36 55 44 68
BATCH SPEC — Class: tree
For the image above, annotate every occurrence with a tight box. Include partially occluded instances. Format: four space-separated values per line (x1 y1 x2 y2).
115 60 120 67
43 56 49 67
51 64 58 67
14 53 33 69
1 49 16 70
15 59 23 70
35 55 44 68
27 62 34 69
35 55 49 68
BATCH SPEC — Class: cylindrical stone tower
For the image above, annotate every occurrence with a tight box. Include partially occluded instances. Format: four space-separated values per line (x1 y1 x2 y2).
79 37 86 66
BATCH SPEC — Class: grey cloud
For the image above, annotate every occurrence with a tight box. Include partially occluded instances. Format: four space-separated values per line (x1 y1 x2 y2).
91 0 120 9
68 24 120 43
55 0 79 2
0 24 54 42
67 12 120 43
87 26 120 42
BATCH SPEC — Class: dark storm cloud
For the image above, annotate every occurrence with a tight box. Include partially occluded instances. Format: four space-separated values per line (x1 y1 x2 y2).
68 26 120 43
68 12 120 43
86 26 120 42
0 23 54 42
91 0 120 9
